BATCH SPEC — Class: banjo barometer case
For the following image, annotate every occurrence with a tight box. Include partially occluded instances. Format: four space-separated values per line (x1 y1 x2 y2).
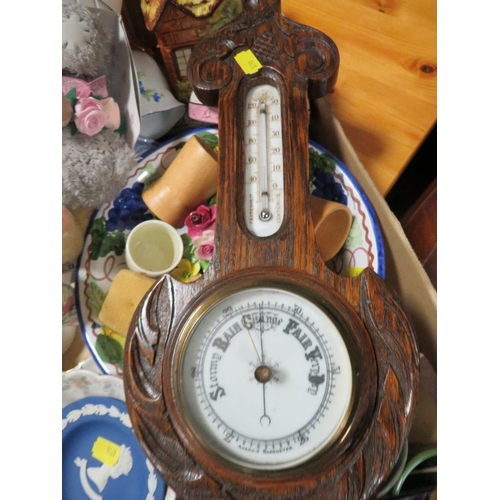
123 1 420 499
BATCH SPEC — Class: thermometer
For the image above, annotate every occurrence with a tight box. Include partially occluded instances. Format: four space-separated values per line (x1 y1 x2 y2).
244 84 284 237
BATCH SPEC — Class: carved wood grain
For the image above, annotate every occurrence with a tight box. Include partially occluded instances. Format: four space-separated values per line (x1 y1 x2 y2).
123 1 419 499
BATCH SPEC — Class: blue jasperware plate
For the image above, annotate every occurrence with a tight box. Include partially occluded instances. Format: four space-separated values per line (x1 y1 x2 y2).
62 396 165 500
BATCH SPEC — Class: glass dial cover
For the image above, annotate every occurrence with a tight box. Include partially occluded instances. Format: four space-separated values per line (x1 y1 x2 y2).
179 287 353 470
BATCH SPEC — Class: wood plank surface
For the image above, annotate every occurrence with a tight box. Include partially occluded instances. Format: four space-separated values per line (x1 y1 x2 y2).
281 0 437 195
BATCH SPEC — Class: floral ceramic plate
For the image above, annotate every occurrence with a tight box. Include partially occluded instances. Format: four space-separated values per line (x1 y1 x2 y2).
75 127 384 376
62 396 165 500
62 369 125 408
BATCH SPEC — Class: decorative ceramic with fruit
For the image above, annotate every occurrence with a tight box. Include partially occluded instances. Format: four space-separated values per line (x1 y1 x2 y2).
75 127 384 375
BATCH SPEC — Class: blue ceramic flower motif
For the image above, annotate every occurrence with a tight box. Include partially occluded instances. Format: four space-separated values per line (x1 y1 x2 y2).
138 78 163 103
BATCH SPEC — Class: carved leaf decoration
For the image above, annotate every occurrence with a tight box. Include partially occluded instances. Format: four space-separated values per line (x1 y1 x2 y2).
344 453 365 500
359 270 419 419
129 335 162 400
135 406 238 500
355 270 419 499
135 276 174 365
355 368 405 499
378 368 405 449
127 277 175 401
135 405 198 474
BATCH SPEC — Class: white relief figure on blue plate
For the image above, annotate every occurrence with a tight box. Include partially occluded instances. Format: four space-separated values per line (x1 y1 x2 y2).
74 445 133 500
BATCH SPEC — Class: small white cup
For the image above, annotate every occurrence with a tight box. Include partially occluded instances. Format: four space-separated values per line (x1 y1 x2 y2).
125 220 183 278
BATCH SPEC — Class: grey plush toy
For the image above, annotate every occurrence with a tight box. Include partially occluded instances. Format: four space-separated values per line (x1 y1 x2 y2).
62 127 136 210
62 4 113 80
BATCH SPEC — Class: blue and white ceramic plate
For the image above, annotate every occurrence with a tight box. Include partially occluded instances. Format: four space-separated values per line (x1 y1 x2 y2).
62 396 165 500
76 127 385 375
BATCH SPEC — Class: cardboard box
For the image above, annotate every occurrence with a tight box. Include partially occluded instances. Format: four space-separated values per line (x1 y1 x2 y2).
311 98 437 446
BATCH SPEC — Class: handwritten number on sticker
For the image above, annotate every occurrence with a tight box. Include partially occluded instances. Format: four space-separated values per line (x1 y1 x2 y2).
92 436 121 466
234 50 263 75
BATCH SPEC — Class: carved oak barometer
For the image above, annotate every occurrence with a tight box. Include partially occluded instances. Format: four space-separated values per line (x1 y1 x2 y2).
123 1 420 499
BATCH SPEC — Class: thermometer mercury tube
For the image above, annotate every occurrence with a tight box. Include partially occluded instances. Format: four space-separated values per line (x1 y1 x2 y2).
244 85 285 237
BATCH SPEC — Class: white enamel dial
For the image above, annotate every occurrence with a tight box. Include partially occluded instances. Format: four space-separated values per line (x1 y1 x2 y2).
244 84 284 237
179 287 353 470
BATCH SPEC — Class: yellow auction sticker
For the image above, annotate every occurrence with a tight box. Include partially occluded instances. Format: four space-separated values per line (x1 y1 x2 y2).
92 436 121 466
347 267 365 278
234 50 263 75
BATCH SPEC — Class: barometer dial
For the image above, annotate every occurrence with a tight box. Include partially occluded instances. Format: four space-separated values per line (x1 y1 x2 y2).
178 287 352 469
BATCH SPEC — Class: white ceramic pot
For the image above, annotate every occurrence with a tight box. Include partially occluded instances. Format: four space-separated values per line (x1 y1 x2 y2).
131 50 185 140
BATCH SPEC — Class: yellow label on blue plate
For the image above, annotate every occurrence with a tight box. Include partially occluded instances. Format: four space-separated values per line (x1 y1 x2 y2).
92 436 121 466
234 50 263 75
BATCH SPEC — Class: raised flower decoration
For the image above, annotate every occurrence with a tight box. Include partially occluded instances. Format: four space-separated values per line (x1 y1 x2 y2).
192 230 215 261
62 76 125 136
75 97 120 135
171 203 217 283
170 259 202 283
185 204 216 237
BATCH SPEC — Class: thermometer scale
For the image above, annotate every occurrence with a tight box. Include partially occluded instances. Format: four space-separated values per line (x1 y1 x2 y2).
244 84 284 237
124 2 420 499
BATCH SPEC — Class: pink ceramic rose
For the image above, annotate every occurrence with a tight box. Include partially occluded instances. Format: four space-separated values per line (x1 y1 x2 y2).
192 230 215 261
101 97 121 131
62 93 73 127
74 97 107 136
75 85 91 99
185 205 217 238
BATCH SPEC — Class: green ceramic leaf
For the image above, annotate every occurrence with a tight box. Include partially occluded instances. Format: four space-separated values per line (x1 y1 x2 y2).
140 161 161 186
88 217 126 260
309 147 337 178
345 217 363 247
87 276 106 318
181 233 198 264
195 132 219 150
116 113 128 135
65 87 77 105
95 334 123 369
199 260 211 272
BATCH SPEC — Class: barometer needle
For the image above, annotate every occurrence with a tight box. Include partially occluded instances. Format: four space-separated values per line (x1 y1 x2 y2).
243 313 262 363
247 329 262 364
259 303 265 363
258 303 271 426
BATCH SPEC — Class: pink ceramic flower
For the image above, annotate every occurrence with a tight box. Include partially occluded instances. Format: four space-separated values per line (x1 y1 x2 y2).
192 230 215 261
62 93 73 127
185 205 217 238
74 97 107 136
75 85 91 99
101 97 121 130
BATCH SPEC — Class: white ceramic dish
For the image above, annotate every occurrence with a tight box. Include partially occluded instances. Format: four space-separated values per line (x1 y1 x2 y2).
75 127 385 375
62 369 125 407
